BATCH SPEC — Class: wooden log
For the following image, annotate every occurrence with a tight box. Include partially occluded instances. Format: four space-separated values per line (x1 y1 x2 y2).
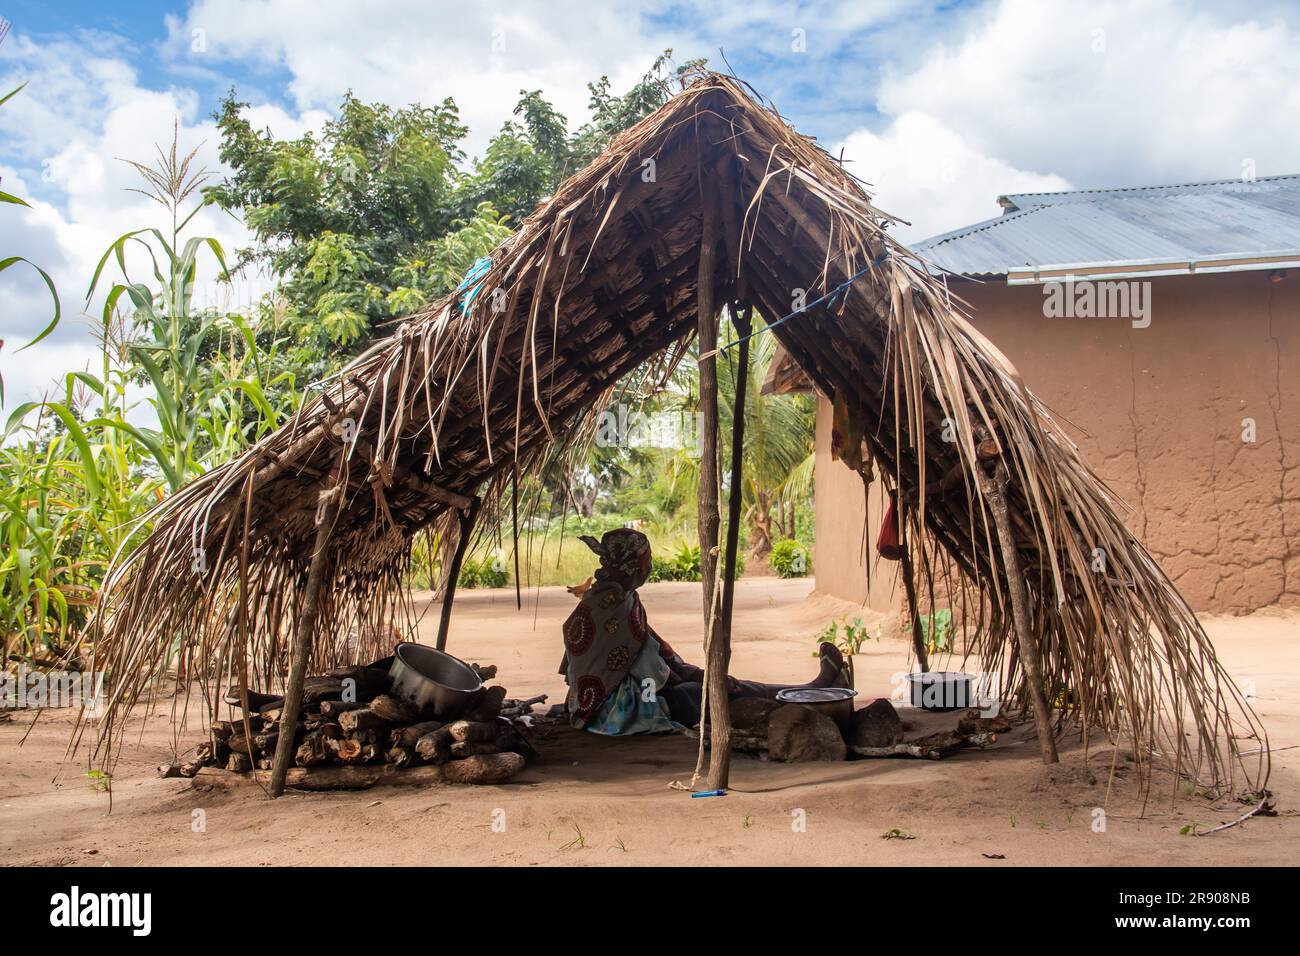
390 720 445 748
212 717 261 741
366 693 416 724
295 734 333 768
340 742 380 765
414 727 453 764
331 738 378 764
179 760 203 778
386 745 416 768
222 689 283 713
849 730 996 760
318 700 367 719
270 479 341 798
226 733 258 756
462 686 507 723
321 666 391 703
441 753 525 785
338 706 396 736
333 738 361 763
470 663 498 682
500 694 546 718
448 719 506 744
301 676 345 706
450 737 515 758
195 741 227 766
279 752 524 791
226 753 252 773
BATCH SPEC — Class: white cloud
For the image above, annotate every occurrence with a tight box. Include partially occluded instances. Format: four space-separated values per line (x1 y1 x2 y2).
0 34 327 410
832 0 1300 244
836 111 1070 243
165 0 676 157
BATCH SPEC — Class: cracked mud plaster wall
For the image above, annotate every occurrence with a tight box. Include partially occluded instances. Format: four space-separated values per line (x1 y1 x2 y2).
813 270 1299 614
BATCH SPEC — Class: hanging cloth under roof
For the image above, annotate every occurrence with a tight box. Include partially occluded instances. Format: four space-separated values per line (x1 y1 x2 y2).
455 256 493 316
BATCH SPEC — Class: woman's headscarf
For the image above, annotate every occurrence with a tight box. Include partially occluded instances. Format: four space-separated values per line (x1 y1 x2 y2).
578 528 652 590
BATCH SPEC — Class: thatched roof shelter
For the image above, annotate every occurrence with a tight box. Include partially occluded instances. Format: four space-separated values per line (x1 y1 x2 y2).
87 73 1266 795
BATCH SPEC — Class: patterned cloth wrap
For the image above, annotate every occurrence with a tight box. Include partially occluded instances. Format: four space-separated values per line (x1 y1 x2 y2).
560 529 682 733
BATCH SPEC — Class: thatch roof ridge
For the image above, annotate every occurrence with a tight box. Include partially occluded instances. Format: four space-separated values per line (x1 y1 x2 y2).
85 72 1266 794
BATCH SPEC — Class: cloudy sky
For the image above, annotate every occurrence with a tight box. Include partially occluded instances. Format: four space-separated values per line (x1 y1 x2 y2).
2 0 1297 408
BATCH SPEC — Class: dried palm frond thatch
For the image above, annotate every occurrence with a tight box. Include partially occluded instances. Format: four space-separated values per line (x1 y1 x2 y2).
83 72 1266 796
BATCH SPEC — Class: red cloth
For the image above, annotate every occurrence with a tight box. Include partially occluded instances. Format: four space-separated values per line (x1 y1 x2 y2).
877 495 903 561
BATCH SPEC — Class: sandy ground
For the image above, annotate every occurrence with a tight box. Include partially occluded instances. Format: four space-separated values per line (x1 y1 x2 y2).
1 577 1296 867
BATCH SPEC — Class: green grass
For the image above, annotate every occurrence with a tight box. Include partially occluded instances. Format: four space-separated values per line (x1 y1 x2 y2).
417 524 704 590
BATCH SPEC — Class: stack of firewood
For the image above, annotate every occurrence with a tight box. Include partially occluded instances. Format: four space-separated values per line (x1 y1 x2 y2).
172 662 544 788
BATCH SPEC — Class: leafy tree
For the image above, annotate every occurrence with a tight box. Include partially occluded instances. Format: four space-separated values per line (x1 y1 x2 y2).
210 93 485 365
660 315 815 559
209 52 703 377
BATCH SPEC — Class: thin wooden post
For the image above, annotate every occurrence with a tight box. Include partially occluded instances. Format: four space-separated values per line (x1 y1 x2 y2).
269 480 341 797
696 192 732 790
436 496 482 652
899 548 931 673
696 196 721 623
708 304 752 790
981 462 1059 764
896 497 930 673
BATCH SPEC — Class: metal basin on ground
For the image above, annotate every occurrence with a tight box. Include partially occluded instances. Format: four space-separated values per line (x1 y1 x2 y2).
774 686 859 732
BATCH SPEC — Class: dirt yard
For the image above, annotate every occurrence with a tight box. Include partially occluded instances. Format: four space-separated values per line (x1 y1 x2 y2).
2 578 1295 866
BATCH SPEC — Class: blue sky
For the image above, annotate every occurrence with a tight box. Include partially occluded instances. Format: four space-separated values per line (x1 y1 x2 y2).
2 0 1298 407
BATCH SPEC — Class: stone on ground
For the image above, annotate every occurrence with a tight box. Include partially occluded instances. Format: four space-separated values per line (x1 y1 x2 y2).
767 704 846 762
847 698 903 749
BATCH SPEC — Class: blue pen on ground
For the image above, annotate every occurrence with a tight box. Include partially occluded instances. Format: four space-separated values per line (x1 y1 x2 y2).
691 789 726 798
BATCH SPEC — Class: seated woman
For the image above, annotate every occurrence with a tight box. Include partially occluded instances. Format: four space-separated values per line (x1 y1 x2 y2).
560 528 849 735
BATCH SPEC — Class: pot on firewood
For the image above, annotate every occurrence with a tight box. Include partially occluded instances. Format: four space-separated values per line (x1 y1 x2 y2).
388 643 483 719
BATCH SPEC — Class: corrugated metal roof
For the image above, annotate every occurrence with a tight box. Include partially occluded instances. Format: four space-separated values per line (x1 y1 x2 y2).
913 174 1300 279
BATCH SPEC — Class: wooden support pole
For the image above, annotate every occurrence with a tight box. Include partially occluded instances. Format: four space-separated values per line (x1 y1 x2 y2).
697 190 731 790
697 197 721 623
708 304 752 790
269 480 341 797
898 516 931 674
436 496 482 652
980 462 1059 764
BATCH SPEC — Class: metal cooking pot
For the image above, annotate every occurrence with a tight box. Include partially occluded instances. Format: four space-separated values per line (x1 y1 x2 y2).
774 686 858 733
904 671 976 712
388 643 483 719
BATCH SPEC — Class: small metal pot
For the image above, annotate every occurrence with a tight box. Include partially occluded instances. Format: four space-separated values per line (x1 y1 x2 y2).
905 671 975 712
388 643 483 719
774 686 859 733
